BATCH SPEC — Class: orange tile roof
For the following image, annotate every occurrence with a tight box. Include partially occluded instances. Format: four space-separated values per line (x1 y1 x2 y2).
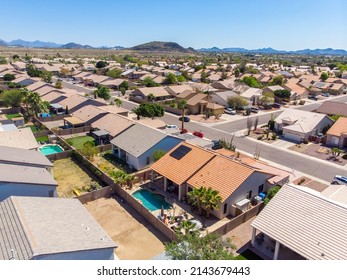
151 142 215 185
187 156 256 202
327 117 347 137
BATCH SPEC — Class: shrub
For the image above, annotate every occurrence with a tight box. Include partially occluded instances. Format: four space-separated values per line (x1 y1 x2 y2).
271 133 277 140
299 100 306 105
302 138 309 144
257 135 264 140
342 154 347 160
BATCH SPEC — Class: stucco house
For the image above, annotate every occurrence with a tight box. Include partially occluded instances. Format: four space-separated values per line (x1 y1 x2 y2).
326 117 347 148
110 124 183 170
0 196 117 260
151 142 290 219
274 109 333 142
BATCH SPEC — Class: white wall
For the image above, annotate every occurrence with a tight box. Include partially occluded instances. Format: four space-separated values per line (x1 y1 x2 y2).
0 183 57 201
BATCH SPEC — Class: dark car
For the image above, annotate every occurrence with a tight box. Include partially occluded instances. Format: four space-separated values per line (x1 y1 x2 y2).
250 107 259 113
272 103 281 108
179 116 190 122
211 140 222 150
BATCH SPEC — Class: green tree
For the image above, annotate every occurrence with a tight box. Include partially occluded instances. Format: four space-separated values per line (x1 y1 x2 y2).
96 60 108 68
132 103 164 120
331 115 341 122
259 92 275 105
234 68 240 78
40 70 52 83
200 71 208 83
264 186 281 205
187 186 206 216
0 56 7 64
26 64 41 77
270 75 285 86
177 99 187 131
152 150 166 162
114 98 122 107
106 68 122 78
3 74 15 81
0 90 23 107
175 220 199 236
55 80 62 89
181 70 190 80
164 73 178 84
241 76 261 88
110 170 136 188
142 77 158 87
80 141 98 160
164 232 235 260
147 93 155 102
227 96 248 110
177 75 186 83
274 89 291 101
12 54 20 60
93 85 111 101
320 72 329 82
201 187 222 218
331 147 343 160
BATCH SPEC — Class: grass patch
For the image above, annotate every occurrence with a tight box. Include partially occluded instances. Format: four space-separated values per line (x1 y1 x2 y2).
66 135 95 149
235 249 263 260
36 135 49 142
5 113 22 119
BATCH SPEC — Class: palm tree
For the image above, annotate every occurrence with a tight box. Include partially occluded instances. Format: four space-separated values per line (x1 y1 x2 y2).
201 187 222 218
177 99 187 132
187 186 206 216
176 220 198 236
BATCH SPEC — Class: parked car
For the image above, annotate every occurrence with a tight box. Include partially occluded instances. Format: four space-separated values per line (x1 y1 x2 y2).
224 108 236 115
272 103 281 108
332 175 347 185
308 95 318 100
250 107 260 113
211 140 222 150
166 124 178 129
179 116 190 122
321 93 330 97
193 131 204 138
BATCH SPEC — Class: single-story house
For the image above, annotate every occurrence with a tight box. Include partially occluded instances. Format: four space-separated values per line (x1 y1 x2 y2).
110 124 183 170
12 75 37 86
164 85 194 97
240 88 263 105
151 142 289 219
59 94 106 113
0 163 57 201
274 108 333 142
263 85 286 99
326 117 347 148
210 91 238 108
71 105 109 125
186 93 208 114
0 127 39 150
316 101 347 116
0 196 117 260
131 87 171 101
251 184 347 260
11 61 27 71
205 102 224 116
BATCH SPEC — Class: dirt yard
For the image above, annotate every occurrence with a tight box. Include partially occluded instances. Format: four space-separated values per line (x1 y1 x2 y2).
53 158 99 197
84 197 169 260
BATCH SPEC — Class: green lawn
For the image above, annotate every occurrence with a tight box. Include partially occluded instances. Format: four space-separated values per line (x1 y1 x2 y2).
5 113 22 119
66 135 95 149
36 136 49 143
235 249 263 260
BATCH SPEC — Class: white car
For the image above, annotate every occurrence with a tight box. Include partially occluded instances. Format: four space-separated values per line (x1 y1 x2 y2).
224 108 236 115
332 175 347 185
166 124 178 129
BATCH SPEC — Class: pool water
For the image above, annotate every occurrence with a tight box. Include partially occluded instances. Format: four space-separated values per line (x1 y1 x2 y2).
39 145 64 155
132 189 171 211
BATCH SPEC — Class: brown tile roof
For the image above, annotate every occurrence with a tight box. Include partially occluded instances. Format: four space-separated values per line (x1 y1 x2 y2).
327 117 347 137
91 114 134 137
316 101 347 116
151 142 215 185
187 156 255 201
187 93 208 106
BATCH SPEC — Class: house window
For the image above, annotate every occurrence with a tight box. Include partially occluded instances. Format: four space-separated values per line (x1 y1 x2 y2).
223 203 228 214
246 190 252 199
258 184 264 193
146 156 150 165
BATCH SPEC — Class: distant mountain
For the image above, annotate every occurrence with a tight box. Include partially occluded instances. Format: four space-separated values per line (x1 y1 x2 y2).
0 39 7 46
8 39 63 48
129 41 194 53
59 42 93 49
198 46 347 55
112 46 124 50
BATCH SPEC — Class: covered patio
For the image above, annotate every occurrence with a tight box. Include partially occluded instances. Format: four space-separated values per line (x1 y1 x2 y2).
63 116 85 128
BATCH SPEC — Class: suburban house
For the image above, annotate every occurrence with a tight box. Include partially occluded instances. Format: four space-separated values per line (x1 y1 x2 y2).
274 109 333 142
12 75 38 87
210 91 238 108
131 87 171 101
263 85 286 99
186 93 208 114
316 101 347 116
59 94 106 113
205 102 224 116
164 85 194 97
240 88 263 105
11 61 27 71
71 105 109 125
326 117 347 148
0 196 117 260
0 127 39 150
251 184 347 260
110 124 183 170
151 142 290 219
283 79 309 100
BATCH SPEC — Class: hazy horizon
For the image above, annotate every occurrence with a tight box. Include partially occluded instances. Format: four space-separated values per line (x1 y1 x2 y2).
1 0 346 50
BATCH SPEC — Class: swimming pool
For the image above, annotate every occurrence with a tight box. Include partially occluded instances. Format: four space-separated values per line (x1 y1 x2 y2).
39 144 64 155
132 189 171 211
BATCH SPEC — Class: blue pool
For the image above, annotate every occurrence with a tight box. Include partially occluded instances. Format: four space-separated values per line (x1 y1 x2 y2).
39 144 64 155
132 189 171 211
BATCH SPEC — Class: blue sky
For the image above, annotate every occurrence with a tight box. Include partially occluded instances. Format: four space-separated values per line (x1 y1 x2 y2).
1 0 346 50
